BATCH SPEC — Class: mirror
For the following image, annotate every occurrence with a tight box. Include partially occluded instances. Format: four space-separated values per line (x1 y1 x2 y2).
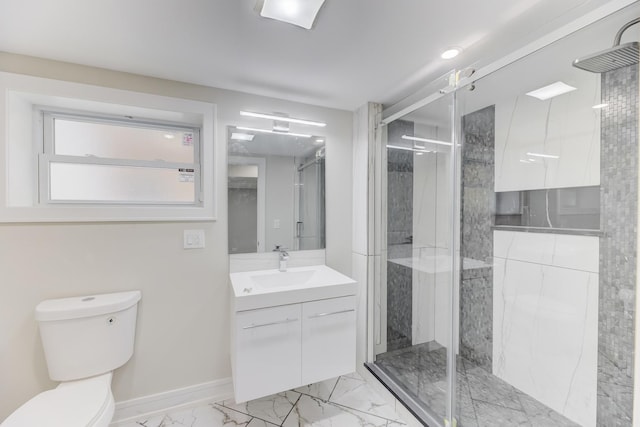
227 126 326 254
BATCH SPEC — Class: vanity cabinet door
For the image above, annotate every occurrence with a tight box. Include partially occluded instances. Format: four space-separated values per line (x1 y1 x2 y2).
301 296 356 385
235 303 302 402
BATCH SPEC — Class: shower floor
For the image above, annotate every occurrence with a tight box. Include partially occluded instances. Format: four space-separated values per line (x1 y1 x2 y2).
375 343 580 427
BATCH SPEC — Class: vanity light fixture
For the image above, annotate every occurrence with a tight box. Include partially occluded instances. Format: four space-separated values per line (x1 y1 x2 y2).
240 111 326 127
236 126 312 138
231 132 255 141
592 103 609 109
526 152 559 159
441 47 462 60
401 135 452 146
258 0 326 30
526 81 577 100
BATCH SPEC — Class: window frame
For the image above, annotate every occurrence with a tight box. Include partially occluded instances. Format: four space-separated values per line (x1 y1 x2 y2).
0 71 217 223
39 109 203 206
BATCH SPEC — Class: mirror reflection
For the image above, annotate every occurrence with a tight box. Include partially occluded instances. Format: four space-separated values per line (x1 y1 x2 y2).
227 126 326 254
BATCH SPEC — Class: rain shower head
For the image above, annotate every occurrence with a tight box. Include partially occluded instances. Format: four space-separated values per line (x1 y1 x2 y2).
572 18 640 73
573 42 638 73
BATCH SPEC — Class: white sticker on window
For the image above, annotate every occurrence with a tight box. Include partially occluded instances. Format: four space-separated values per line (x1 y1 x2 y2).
182 132 194 146
179 168 195 182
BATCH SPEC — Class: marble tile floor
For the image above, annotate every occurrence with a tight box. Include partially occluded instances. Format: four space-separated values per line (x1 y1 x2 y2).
117 372 408 427
375 344 580 427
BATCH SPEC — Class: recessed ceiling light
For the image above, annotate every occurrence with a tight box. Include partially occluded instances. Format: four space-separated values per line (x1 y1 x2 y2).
231 132 255 141
240 111 326 127
258 0 326 30
592 103 609 109
441 48 462 60
401 135 452 146
526 81 576 100
236 126 312 138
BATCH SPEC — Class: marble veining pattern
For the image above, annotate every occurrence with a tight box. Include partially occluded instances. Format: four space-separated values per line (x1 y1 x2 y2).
493 230 599 426
375 345 579 427
115 373 405 427
494 72 601 192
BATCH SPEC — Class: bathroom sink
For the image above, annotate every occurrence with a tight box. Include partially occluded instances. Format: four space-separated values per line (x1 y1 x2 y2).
230 265 357 311
250 269 316 288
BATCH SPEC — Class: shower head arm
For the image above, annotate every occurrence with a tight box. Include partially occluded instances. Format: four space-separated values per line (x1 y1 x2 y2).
613 17 640 46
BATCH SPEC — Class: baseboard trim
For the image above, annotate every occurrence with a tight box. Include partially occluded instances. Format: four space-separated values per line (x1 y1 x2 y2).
110 378 234 425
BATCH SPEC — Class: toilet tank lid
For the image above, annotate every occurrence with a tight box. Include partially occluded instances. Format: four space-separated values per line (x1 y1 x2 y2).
35 291 142 322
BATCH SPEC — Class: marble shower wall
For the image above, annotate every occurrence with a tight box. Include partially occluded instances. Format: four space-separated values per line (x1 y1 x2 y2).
493 230 599 426
460 105 495 370
494 71 601 191
597 63 638 426
387 119 414 351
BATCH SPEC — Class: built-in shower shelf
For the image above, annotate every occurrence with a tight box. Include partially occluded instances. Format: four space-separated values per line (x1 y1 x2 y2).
492 225 603 237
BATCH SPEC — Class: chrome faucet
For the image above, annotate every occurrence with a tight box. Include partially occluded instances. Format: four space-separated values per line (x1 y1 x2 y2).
273 245 289 272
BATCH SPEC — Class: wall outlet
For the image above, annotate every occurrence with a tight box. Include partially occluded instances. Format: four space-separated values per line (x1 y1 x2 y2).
184 229 205 249
273 219 280 229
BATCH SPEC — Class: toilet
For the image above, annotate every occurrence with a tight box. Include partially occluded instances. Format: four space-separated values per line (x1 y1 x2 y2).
1 290 142 427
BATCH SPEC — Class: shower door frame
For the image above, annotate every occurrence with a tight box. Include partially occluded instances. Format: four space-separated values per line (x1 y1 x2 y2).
367 84 460 427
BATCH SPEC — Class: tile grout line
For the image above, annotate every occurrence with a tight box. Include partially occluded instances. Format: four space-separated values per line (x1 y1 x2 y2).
279 392 302 426
327 376 341 401
460 358 480 426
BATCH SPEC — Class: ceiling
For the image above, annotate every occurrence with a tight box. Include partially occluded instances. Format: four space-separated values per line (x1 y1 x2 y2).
0 0 625 111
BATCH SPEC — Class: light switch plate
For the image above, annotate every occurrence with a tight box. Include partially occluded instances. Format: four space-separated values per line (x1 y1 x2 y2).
184 229 205 249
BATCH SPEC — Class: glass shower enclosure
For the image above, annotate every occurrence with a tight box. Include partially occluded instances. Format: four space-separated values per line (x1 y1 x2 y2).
367 4 639 427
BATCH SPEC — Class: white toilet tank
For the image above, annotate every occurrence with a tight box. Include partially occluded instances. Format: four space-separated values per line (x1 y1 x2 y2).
35 290 142 382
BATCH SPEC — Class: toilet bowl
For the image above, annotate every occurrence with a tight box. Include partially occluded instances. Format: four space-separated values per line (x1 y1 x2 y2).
2 373 114 427
1 291 141 427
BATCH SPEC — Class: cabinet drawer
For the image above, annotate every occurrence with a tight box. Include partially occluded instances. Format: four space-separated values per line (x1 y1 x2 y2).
235 304 302 402
301 296 356 384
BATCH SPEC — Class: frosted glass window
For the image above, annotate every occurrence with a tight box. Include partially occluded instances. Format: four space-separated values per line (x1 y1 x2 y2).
41 111 201 206
49 163 195 203
53 118 196 163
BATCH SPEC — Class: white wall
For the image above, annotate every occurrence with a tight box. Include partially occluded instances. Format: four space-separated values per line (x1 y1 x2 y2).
0 52 353 420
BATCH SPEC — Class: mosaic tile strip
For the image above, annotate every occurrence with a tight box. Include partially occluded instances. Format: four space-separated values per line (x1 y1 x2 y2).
598 63 638 426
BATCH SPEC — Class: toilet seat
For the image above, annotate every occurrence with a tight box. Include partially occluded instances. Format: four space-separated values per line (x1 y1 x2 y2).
1 373 114 427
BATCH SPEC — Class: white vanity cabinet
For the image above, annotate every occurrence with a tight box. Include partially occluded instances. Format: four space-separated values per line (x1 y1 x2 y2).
302 296 356 385
230 265 358 403
234 304 302 403
232 295 356 403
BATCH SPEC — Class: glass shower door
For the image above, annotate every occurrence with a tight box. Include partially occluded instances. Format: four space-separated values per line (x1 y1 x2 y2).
370 89 459 427
453 6 638 427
